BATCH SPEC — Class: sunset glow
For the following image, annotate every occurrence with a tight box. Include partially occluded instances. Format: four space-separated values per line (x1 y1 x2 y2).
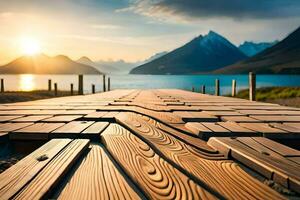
19 37 41 56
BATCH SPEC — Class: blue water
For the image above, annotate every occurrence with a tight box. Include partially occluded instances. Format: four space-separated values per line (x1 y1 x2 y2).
0 74 299 95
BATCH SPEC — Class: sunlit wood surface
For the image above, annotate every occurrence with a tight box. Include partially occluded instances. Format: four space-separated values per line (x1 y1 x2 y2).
0 89 300 199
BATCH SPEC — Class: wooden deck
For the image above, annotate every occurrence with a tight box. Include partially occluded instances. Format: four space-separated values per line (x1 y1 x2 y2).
0 89 299 199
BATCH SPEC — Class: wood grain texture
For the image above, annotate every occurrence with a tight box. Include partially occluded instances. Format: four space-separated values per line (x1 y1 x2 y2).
57 144 142 200
138 114 224 158
101 124 217 200
116 112 284 199
0 139 72 200
14 139 90 200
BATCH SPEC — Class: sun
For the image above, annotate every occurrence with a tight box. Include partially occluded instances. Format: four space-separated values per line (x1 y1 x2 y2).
19 37 41 56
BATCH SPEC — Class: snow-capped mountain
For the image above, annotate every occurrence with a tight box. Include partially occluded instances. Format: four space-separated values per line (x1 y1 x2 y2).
239 41 278 56
130 31 248 74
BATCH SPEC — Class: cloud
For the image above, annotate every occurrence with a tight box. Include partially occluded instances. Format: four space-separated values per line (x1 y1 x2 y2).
90 24 121 30
120 0 300 21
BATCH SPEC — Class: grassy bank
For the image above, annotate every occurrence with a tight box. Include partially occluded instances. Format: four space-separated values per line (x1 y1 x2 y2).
235 87 300 107
0 90 74 104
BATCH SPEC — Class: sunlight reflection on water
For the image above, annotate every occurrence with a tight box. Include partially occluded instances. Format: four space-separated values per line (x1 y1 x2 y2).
19 74 35 91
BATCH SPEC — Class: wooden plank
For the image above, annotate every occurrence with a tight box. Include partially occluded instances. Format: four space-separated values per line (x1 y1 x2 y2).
201 122 231 139
203 111 245 116
238 110 300 115
250 115 300 122
184 122 213 136
57 144 142 200
12 115 53 122
173 111 218 122
14 139 90 200
83 111 109 119
51 121 94 138
10 123 65 140
0 139 72 199
60 110 96 115
220 116 259 123
0 115 24 122
115 112 284 199
43 115 83 122
284 123 300 129
101 124 218 199
81 122 109 140
101 112 119 120
269 123 300 133
252 137 300 157
0 123 33 132
238 123 290 139
217 122 256 134
208 137 300 192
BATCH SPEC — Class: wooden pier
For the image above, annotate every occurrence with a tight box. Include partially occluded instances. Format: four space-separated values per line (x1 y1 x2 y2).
0 89 299 199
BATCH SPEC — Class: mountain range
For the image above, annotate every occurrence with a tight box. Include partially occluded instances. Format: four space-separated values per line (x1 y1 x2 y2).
130 31 248 75
238 41 278 57
0 54 101 74
215 26 300 74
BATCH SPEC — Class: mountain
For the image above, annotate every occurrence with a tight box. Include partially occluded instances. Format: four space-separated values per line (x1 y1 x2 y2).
214 26 300 74
77 56 119 74
130 31 248 75
239 41 278 56
142 51 168 64
0 54 101 74
96 59 137 74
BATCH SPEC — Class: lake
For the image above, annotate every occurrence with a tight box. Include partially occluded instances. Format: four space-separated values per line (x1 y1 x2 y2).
1 74 299 95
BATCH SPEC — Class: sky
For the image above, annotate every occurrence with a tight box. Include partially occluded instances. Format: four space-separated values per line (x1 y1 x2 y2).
0 0 299 64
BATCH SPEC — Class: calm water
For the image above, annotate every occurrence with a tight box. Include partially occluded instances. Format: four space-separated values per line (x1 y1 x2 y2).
1 74 299 95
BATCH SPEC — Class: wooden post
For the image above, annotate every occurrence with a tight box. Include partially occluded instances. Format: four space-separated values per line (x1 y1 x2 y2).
78 75 83 95
192 86 195 92
92 84 95 94
108 77 111 91
0 79 4 93
215 79 220 96
103 75 106 92
54 83 58 96
232 79 236 97
48 79 52 91
70 83 74 95
201 85 206 94
249 72 256 101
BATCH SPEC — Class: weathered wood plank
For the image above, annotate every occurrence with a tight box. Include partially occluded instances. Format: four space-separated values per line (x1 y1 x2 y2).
208 137 300 192
116 112 283 199
12 115 53 122
173 111 218 122
0 115 24 122
0 123 33 132
101 124 218 199
0 139 72 199
14 139 90 200
51 121 94 138
57 144 142 200
43 115 83 122
10 123 65 140
220 116 259 123
250 115 300 122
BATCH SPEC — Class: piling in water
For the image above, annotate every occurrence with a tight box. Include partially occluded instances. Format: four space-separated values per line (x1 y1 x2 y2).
78 75 83 95
54 83 58 96
70 83 74 95
103 75 106 92
232 79 236 97
215 79 220 96
48 79 52 91
108 77 111 91
249 72 256 101
201 85 205 94
92 84 95 94
1 79 4 93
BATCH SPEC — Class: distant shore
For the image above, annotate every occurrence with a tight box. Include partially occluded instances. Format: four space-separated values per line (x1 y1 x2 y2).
0 90 74 104
235 87 300 107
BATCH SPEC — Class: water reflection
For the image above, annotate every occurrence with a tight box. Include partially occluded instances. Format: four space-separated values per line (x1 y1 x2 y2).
19 74 35 91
